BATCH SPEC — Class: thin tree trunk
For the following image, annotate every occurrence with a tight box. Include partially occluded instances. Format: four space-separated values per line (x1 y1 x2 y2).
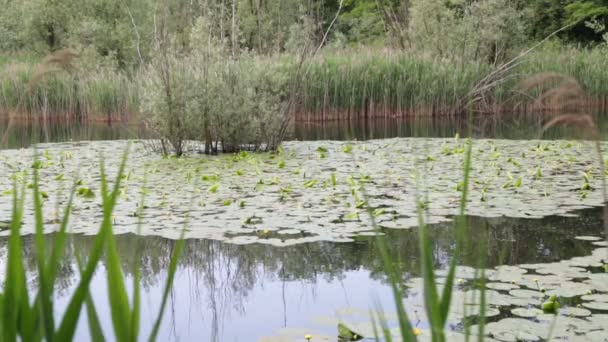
231 0 238 58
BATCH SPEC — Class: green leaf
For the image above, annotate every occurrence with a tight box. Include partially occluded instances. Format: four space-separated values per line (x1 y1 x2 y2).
337 323 364 341
149 235 185 341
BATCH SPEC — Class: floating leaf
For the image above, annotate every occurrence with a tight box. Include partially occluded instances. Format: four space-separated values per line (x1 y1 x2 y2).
77 187 95 199
337 323 363 341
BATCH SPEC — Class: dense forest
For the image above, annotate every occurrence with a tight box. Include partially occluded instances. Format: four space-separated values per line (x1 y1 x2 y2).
1 0 608 66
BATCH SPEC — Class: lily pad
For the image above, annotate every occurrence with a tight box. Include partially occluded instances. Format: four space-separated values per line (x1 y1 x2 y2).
558 307 591 317
582 302 608 311
582 294 608 302
574 236 602 241
509 289 544 299
486 282 520 291
511 308 543 318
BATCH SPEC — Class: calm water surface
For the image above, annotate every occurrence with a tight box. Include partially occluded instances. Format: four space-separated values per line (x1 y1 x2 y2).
1 114 607 340
8 209 603 341
2 112 608 149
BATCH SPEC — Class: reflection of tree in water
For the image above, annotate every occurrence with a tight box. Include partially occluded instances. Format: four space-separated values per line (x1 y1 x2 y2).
2 207 602 336
294 113 608 141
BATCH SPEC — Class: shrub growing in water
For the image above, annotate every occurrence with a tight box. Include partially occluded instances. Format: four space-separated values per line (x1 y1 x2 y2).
140 19 289 156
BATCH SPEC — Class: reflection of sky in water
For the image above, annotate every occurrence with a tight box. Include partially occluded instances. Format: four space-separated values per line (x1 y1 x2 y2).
52 266 395 341
0 118 606 340
38 208 604 341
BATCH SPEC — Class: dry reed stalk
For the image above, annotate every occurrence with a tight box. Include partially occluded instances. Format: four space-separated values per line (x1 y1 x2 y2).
1 49 79 148
532 73 608 254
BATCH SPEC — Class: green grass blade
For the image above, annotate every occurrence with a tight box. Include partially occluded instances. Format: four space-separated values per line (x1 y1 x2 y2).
32 159 55 340
99 152 132 342
131 175 148 342
56 149 130 341
416 208 444 340
439 142 473 326
75 253 105 342
46 190 75 288
4 182 26 341
148 236 185 341
363 199 416 341
104 218 132 341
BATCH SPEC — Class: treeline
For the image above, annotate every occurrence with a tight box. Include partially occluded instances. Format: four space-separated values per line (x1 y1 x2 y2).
1 0 607 68
1 0 608 154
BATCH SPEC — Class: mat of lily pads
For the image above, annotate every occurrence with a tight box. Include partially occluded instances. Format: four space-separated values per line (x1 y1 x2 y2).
0 138 607 243
261 246 608 341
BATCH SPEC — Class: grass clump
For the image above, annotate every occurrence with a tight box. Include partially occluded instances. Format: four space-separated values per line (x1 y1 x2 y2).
0 149 182 341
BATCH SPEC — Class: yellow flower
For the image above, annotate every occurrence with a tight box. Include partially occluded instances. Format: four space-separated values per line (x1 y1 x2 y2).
413 328 421 336
533 279 539 282
457 278 465 284
263 229 270 234
305 334 312 341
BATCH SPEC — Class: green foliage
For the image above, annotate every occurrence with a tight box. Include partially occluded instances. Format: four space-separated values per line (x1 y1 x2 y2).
140 30 290 155
0 151 182 341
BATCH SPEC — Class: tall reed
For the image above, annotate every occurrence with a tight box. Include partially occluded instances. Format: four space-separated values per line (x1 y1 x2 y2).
295 48 608 121
1 46 607 123
0 62 138 121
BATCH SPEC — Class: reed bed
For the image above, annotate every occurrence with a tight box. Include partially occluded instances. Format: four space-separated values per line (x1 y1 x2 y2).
1 47 607 122
0 63 139 121
295 48 608 121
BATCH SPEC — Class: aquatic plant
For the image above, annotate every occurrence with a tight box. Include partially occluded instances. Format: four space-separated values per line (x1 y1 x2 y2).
0 151 182 341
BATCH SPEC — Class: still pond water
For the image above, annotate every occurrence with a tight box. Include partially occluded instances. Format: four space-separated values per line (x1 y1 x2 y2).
1 114 607 341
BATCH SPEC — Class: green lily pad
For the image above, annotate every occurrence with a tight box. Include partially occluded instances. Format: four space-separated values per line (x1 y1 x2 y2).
337 323 363 341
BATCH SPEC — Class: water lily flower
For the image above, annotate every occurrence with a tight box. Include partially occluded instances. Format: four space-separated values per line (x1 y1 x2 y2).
305 334 312 341
263 229 270 235
413 328 421 336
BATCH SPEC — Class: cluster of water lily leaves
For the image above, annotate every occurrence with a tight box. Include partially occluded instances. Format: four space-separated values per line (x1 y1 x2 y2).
0 138 607 340
261 244 607 341
0 138 606 244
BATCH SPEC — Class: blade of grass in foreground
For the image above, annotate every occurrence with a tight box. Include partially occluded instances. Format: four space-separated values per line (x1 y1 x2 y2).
55 150 129 341
439 139 473 336
75 253 106 342
99 158 133 342
131 175 148 342
32 160 55 340
3 182 27 341
364 198 416 341
148 236 185 341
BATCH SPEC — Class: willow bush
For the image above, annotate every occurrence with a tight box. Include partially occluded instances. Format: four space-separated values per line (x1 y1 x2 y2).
139 52 289 155
139 14 290 155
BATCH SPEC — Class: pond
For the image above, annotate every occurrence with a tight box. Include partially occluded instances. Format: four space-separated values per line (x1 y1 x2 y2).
4 210 606 341
3 111 608 149
0 115 607 341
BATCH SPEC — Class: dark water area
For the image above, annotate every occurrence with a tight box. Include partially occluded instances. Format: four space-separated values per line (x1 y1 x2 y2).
10 208 605 341
2 112 608 149
294 112 608 141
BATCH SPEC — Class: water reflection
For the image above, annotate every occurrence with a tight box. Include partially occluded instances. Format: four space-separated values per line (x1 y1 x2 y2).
6 208 604 341
0 119 144 148
294 112 608 141
2 112 608 149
